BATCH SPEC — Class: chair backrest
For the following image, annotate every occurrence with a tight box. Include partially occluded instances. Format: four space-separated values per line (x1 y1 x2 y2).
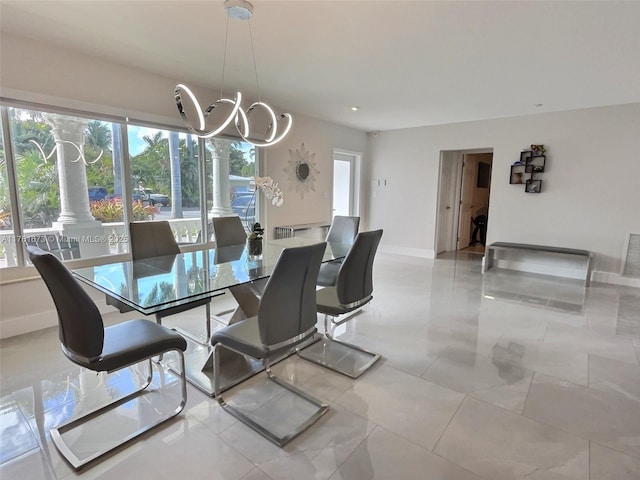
326 216 360 245
258 242 326 346
212 216 247 248
129 221 180 260
26 234 81 261
27 246 104 360
335 229 383 305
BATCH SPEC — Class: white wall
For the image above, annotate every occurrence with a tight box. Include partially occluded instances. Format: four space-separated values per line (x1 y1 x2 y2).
261 116 367 236
366 104 640 277
0 33 367 338
0 33 186 127
2 32 638 339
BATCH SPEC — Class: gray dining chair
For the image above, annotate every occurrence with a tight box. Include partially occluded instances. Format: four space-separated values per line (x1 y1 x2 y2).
317 215 360 287
298 229 383 378
211 242 328 447
107 221 220 343
27 246 187 470
212 215 249 246
211 216 267 322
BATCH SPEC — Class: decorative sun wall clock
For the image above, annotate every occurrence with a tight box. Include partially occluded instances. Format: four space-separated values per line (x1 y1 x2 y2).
284 143 319 198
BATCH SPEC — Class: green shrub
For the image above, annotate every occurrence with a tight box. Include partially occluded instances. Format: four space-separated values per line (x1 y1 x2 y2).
90 200 157 223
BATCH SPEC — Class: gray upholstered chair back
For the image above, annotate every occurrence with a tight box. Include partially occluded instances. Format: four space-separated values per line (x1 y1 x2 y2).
212 216 248 248
258 242 326 346
326 216 360 245
129 221 180 260
336 229 383 305
27 246 105 360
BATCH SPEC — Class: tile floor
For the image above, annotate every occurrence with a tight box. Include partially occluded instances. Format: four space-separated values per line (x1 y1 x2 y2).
1 251 640 479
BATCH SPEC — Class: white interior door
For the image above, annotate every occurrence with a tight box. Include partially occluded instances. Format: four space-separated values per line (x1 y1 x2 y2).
457 155 478 250
436 153 458 254
333 151 359 217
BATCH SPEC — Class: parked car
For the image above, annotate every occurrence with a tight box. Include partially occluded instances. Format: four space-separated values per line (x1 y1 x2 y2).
149 193 170 207
136 188 170 207
232 191 254 201
106 191 145 203
88 186 108 202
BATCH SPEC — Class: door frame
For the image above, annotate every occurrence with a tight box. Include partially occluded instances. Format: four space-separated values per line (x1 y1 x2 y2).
435 148 493 255
332 149 362 217
436 151 463 254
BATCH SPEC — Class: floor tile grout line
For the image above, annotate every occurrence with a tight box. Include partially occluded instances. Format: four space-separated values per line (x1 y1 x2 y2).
419 344 449 379
519 375 640 461
428 448 493 480
588 440 591 480
327 423 379 478
431 393 467 453
214 420 272 476
589 437 640 462
521 370 536 415
540 321 550 343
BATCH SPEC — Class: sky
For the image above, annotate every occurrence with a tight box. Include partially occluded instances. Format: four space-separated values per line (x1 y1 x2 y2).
126 125 254 161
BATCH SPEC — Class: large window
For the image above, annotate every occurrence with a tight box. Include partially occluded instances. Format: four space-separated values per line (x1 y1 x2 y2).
0 113 13 267
0 103 259 273
205 137 257 234
127 124 203 244
0 108 127 267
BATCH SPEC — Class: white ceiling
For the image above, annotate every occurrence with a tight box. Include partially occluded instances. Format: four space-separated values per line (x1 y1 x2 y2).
1 1 639 132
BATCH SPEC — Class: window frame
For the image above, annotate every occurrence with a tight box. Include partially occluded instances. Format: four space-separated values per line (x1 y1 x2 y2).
0 99 257 283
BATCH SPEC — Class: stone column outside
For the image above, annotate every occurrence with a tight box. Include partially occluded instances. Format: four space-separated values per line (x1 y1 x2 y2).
208 140 234 217
45 114 109 257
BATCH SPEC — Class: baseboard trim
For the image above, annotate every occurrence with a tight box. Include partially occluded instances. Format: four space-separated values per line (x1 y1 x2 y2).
378 245 435 259
0 312 57 339
592 271 640 288
0 281 120 340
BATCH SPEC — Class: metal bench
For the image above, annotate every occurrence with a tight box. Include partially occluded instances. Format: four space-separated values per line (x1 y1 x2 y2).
483 242 594 287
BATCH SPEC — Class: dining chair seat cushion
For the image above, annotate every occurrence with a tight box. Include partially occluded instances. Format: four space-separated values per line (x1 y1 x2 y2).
82 319 187 372
211 317 266 359
316 261 340 287
211 317 317 359
316 287 373 316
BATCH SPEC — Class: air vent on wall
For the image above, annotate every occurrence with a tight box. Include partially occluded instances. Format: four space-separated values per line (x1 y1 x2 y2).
621 234 640 277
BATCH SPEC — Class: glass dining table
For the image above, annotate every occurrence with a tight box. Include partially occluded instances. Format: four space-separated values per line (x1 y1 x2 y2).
72 237 351 396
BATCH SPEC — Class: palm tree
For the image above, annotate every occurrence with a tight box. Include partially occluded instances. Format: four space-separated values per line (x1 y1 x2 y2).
141 131 170 191
179 135 200 207
168 131 182 218
84 121 114 189
86 121 112 150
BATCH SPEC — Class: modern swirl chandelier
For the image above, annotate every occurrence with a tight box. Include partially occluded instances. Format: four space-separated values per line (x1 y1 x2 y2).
174 0 292 147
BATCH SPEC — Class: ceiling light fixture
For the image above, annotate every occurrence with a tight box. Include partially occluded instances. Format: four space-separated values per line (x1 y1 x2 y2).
351 106 360 111
174 0 292 147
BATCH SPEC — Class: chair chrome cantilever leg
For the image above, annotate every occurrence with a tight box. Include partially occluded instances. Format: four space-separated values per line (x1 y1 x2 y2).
50 351 187 470
298 313 381 379
213 343 328 447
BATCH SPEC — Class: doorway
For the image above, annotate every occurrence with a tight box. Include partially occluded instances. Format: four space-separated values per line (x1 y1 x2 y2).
436 150 493 255
332 150 361 218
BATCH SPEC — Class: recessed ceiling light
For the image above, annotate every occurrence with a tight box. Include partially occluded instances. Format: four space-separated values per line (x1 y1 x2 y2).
351 106 359 111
